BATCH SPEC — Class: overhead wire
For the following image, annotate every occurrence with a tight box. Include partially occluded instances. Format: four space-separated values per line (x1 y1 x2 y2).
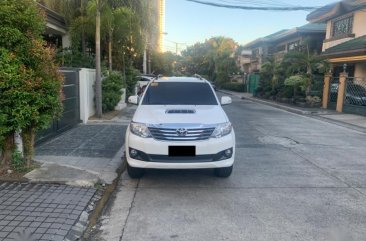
185 0 320 11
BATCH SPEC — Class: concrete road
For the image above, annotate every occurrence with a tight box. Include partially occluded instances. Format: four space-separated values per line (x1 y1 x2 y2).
95 94 366 241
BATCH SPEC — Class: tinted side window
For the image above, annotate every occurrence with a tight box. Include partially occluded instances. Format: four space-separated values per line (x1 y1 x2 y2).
142 82 218 105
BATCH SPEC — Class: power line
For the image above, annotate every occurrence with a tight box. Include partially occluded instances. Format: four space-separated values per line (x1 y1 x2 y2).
186 0 319 11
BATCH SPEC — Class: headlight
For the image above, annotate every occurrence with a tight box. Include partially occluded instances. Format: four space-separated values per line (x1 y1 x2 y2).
130 122 151 138
211 122 232 138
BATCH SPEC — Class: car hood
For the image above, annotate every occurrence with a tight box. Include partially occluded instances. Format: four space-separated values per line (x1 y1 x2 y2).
132 105 229 125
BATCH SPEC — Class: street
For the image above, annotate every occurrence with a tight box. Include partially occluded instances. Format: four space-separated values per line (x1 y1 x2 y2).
93 94 366 241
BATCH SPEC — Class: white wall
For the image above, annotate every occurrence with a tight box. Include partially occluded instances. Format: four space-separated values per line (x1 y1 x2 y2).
62 34 71 49
79 68 96 124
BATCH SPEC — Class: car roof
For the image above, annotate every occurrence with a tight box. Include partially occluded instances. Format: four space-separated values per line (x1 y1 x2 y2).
154 76 207 83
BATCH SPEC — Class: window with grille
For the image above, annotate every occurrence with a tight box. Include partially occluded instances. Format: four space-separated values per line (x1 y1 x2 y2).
332 15 353 37
288 40 300 51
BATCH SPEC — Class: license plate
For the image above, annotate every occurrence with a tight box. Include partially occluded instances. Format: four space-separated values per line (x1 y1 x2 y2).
169 146 196 156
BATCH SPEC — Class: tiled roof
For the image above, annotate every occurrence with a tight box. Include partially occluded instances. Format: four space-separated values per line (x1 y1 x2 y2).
322 35 366 57
307 0 366 23
243 30 288 48
243 23 325 48
297 23 326 32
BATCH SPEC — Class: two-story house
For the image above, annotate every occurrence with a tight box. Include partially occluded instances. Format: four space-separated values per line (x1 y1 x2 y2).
244 24 326 73
243 30 288 72
307 0 366 78
307 0 366 115
237 49 252 74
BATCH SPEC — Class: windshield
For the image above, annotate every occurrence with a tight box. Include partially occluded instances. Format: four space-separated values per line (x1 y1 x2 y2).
141 82 218 105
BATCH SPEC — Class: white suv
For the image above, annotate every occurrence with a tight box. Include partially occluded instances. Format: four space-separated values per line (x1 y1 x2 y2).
125 76 235 178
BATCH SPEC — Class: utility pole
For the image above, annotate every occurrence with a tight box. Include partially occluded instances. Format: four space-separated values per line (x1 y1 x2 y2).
166 40 186 55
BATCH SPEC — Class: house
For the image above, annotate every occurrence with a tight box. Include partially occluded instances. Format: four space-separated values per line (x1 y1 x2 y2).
307 0 366 115
39 4 71 49
244 24 326 73
237 49 252 74
243 30 288 73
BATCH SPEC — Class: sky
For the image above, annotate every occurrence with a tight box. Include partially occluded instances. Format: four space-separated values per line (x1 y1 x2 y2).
163 0 337 52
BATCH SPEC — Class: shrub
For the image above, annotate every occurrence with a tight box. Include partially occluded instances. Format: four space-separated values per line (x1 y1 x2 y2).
277 86 294 98
0 0 63 168
57 48 95 68
125 66 140 97
221 82 245 92
102 72 125 112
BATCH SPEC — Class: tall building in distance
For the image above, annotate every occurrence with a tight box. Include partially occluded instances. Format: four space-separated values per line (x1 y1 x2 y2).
158 0 165 53
149 0 165 53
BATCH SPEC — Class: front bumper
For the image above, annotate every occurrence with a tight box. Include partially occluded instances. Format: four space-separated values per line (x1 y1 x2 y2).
125 126 235 169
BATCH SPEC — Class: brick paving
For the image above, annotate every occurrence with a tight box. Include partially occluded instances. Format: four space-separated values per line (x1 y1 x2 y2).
0 182 96 241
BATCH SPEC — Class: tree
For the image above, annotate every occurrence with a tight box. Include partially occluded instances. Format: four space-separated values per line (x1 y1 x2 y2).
86 0 106 118
260 57 285 92
0 0 63 168
179 36 239 84
150 51 180 76
283 41 329 96
284 75 307 97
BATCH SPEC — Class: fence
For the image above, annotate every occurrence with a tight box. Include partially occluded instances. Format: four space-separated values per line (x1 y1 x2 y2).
343 77 366 116
328 77 339 110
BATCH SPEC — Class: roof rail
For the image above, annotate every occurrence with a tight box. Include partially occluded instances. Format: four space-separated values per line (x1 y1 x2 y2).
194 74 203 80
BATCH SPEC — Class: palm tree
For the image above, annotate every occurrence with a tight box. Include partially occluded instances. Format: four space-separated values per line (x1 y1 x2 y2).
93 0 104 118
283 42 329 96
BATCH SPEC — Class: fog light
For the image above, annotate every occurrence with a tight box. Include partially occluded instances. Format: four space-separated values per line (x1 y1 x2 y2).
130 148 138 157
224 148 232 157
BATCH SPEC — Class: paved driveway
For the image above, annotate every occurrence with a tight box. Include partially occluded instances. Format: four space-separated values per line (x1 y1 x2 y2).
95 94 366 241
32 124 127 184
36 124 127 159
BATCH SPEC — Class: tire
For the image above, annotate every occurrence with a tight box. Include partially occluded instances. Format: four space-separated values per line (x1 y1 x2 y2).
127 162 144 178
345 97 351 105
214 165 233 178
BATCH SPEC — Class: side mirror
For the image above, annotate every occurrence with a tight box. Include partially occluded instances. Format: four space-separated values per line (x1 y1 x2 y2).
128 95 139 105
221 96 232 105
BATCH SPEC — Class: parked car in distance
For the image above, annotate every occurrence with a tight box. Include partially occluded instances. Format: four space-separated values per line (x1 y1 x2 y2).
330 83 366 105
209 81 217 91
126 76 235 178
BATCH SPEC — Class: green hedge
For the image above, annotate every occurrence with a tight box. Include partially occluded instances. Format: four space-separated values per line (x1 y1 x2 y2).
102 72 124 112
221 82 246 92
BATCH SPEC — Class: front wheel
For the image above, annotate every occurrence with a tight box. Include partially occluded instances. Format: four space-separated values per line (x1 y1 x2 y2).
127 162 145 178
214 165 233 178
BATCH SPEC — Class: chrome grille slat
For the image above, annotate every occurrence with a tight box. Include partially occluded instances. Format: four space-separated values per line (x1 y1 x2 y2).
148 127 215 141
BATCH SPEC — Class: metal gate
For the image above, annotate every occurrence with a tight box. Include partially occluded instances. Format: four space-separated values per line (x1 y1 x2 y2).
248 74 260 94
343 77 366 116
36 68 80 143
328 77 339 110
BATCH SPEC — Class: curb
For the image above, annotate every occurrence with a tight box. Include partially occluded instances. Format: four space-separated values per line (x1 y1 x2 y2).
245 96 313 115
218 89 366 134
311 115 366 134
218 89 313 115
82 145 127 240
62 144 126 241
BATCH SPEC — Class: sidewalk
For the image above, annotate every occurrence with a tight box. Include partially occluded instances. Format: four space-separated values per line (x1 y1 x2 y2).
25 105 136 186
0 106 135 241
219 89 366 133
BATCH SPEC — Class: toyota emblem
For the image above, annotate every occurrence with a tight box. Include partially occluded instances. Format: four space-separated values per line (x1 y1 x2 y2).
176 128 188 136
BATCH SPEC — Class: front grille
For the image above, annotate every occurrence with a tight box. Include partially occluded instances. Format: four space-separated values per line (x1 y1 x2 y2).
148 127 215 141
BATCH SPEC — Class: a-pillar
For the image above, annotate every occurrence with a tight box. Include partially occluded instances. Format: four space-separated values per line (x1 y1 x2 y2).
336 72 348 112
322 74 332 109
